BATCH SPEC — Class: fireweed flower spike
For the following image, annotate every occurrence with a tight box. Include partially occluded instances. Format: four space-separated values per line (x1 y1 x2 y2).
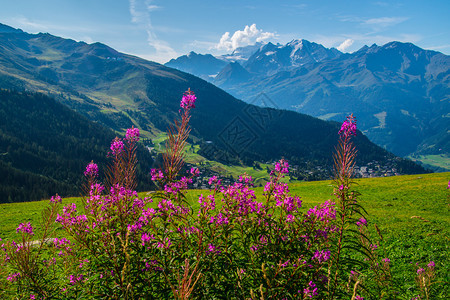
125 126 140 142
180 88 196 110
110 137 124 156
329 114 363 299
50 194 62 204
333 114 358 181
16 222 34 235
84 161 99 178
356 217 367 227
275 158 289 174
150 169 164 181
162 89 196 183
339 114 357 138
190 167 200 177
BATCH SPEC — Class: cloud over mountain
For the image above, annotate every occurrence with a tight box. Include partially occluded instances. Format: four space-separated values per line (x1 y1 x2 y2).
337 39 354 52
215 24 276 51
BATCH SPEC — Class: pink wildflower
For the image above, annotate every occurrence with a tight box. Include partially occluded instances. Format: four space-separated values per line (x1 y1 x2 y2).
156 238 172 249
150 169 164 181
7 272 20 282
339 114 357 138
275 159 289 174
16 222 34 235
209 175 219 185
141 233 155 246
190 167 200 177
84 161 99 178
110 137 124 156
180 89 196 109
207 243 221 254
356 218 367 227
303 281 318 298
125 126 140 142
286 214 295 223
312 249 331 263
69 274 84 285
50 194 62 204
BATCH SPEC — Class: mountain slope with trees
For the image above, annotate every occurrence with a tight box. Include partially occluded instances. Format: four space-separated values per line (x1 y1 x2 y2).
0 89 153 203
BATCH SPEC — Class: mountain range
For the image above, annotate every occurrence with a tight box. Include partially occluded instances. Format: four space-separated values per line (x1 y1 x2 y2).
0 23 428 201
166 39 450 167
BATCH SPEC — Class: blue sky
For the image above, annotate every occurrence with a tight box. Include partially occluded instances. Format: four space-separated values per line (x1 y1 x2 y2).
1 0 449 63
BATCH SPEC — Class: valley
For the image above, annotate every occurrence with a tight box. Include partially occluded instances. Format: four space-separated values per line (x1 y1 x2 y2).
0 23 429 203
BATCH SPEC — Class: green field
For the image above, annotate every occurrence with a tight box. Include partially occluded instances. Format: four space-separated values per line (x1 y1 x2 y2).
409 154 450 171
1 172 449 296
2 172 449 241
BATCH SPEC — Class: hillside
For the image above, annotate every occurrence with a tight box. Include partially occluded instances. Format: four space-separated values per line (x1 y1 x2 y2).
0 23 427 184
0 89 153 203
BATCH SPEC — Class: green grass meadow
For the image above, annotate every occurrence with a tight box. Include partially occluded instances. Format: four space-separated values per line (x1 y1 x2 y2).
1 172 449 296
409 154 450 171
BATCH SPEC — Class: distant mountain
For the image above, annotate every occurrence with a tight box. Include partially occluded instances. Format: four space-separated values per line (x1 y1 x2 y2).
242 40 342 76
167 39 449 161
165 43 266 81
214 62 252 87
0 89 153 203
166 40 342 82
218 42 265 63
165 51 228 81
230 42 449 158
0 23 427 194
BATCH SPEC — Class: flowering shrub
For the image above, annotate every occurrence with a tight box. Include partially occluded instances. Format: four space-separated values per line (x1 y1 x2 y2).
0 91 443 299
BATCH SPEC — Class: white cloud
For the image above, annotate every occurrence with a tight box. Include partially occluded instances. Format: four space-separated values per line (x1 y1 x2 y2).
128 0 177 62
215 24 276 52
337 39 354 52
12 16 49 32
364 17 408 27
9 16 93 35
188 40 218 50
338 15 409 33
361 16 409 34
6 16 100 46
146 4 161 11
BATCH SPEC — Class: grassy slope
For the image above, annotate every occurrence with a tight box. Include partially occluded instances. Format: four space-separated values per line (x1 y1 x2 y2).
1 172 448 296
289 172 450 296
152 132 275 184
409 154 450 171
